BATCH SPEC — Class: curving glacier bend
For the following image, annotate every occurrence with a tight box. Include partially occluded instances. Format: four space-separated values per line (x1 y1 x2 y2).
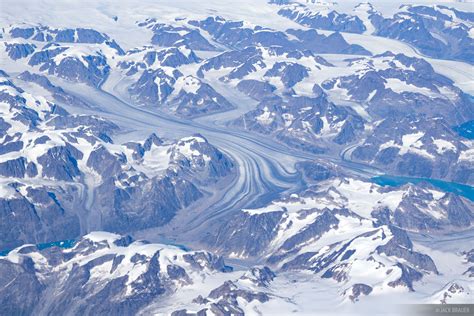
0 0 473 315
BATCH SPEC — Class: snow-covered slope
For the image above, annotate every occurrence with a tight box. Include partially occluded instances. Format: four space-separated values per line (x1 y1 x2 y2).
277 2 474 64
207 175 473 305
0 0 473 314
0 232 236 315
0 71 234 249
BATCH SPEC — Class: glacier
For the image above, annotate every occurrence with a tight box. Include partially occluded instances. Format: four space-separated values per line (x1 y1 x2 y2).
0 0 473 315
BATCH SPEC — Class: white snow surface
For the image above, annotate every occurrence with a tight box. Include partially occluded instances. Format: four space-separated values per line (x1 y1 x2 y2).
0 0 473 314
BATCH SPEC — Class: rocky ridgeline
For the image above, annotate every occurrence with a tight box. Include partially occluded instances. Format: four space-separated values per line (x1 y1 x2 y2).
0 71 234 249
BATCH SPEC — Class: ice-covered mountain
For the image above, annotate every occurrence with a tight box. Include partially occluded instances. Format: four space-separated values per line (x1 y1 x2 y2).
352 115 474 183
1 0 473 314
0 71 234 249
277 3 368 33
118 45 234 117
371 5 474 64
0 231 307 315
206 174 473 305
0 232 236 315
189 15 371 55
276 2 474 64
3 25 124 87
232 92 365 153
3 229 470 315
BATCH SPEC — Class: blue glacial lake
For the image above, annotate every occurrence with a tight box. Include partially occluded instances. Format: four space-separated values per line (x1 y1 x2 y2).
454 120 474 140
0 239 76 257
372 175 474 202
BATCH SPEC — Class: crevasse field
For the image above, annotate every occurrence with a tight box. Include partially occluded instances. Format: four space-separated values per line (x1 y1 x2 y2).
0 0 473 315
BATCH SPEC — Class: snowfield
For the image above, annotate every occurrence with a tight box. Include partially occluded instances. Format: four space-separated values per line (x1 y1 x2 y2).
0 0 473 315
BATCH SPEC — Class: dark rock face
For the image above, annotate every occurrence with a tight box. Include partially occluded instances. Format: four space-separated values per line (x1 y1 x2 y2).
237 79 276 101
462 250 474 278
172 135 234 180
189 16 291 50
396 153 433 178
388 264 423 291
38 145 83 181
372 186 474 232
87 145 123 178
371 5 474 64
0 157 28 178
352 111 472 183
205 178 444 296
27 43 112 87
18 71 91 108
241 266 276 287
208 280 270 303
271 210 339 260
129 68 178 104
138 20 217 51
173 266 276 316
0 257 44 316
9 25 123 53
0 186 80 250
333 116 365 145
173 77 234 117
183 251 233 273
278 5 367 34
197 46 263 78
210 210 283 258
99 176 201 233
5 43 36 60
232 92 364 151
0 73 234 249
122 47 233 117
120 46 199 76
346 284 373 302
55 55 111 87
189 16 370 55
9 27 36 39
0 234 233 315
286 29 370 55
264 62 309 88
0 140 23 155
376 226 438 277
28 46 67 66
